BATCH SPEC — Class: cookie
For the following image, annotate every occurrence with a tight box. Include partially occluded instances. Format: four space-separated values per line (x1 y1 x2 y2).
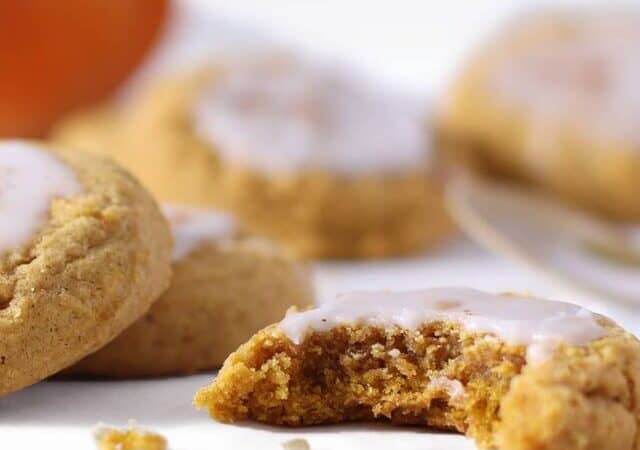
195 288 640 450
69 204 313 377
0 140 172 396
437 9 640 221
55 54 453 259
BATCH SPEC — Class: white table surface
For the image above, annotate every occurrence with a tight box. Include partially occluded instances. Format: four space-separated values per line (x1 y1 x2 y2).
3 1 638 449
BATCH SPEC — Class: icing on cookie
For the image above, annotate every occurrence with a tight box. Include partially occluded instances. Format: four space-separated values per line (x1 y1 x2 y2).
279 287 606 365
492 11 640 143
162 204 236 261
430 376 466 404
0 141 82 256
194 55 428 175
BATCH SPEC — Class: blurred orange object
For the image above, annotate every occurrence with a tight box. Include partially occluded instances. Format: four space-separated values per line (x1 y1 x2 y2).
0 0 170 137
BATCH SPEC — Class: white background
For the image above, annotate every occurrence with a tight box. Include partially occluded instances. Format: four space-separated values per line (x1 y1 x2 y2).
2 1 637 449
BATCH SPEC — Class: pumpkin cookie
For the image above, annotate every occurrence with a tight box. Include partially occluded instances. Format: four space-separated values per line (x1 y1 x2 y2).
70 204 313 377
195 288 640 450
55 54 452 259
0 140 172 396
438 9 640 221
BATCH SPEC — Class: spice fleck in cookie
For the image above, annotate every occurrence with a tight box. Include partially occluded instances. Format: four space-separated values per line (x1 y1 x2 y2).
0 140 172 396
70 204 313 377
56 54 452 259
438 9 640 221
195 288 640 450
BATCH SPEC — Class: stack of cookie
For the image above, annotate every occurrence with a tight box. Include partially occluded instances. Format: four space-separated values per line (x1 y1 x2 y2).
0 140 312 393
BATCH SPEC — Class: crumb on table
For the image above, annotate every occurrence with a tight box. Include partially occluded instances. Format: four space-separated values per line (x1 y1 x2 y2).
94 421 167 450
282 438 311 450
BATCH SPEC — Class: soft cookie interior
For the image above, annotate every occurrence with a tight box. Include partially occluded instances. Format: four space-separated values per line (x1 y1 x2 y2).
195 323 524 448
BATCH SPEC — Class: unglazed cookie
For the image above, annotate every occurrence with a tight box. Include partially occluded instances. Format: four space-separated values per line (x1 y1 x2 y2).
438 9 640 221
195 288 640 450
55 54 452 259
69 204 313 377
0 140 172 396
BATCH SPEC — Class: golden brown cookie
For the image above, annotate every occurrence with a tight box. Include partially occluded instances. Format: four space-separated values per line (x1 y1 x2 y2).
195 288 640 450
438 9 640 221
69 204 313 377
55 54 453 259
0 140 172 396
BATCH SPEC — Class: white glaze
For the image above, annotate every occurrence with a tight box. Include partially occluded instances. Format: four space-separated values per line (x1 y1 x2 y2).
492 11 640 144
279 288 606 365
430 377 466 404
194 55 429 175
0 141 82 256
388 348 401 358
162 204 236 262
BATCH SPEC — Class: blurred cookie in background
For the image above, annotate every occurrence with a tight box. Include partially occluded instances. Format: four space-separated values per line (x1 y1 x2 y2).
53 73 225 209
0 0 169 137
57 54 452 259
191 55 454 258
52 108 120 156
437 8 640 221
69 204 313 377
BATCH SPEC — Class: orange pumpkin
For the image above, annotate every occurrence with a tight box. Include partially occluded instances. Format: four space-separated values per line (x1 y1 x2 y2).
0 0 170 137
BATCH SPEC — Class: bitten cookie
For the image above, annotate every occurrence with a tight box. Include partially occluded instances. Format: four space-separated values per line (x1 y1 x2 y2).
438 9 640 221
195 288 640 450
55 54 452 259
0 140 172 396
69 204 313 377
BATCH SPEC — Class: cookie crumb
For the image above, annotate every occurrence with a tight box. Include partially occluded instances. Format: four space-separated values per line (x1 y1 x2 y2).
94 420 167 450
282 438 310 450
